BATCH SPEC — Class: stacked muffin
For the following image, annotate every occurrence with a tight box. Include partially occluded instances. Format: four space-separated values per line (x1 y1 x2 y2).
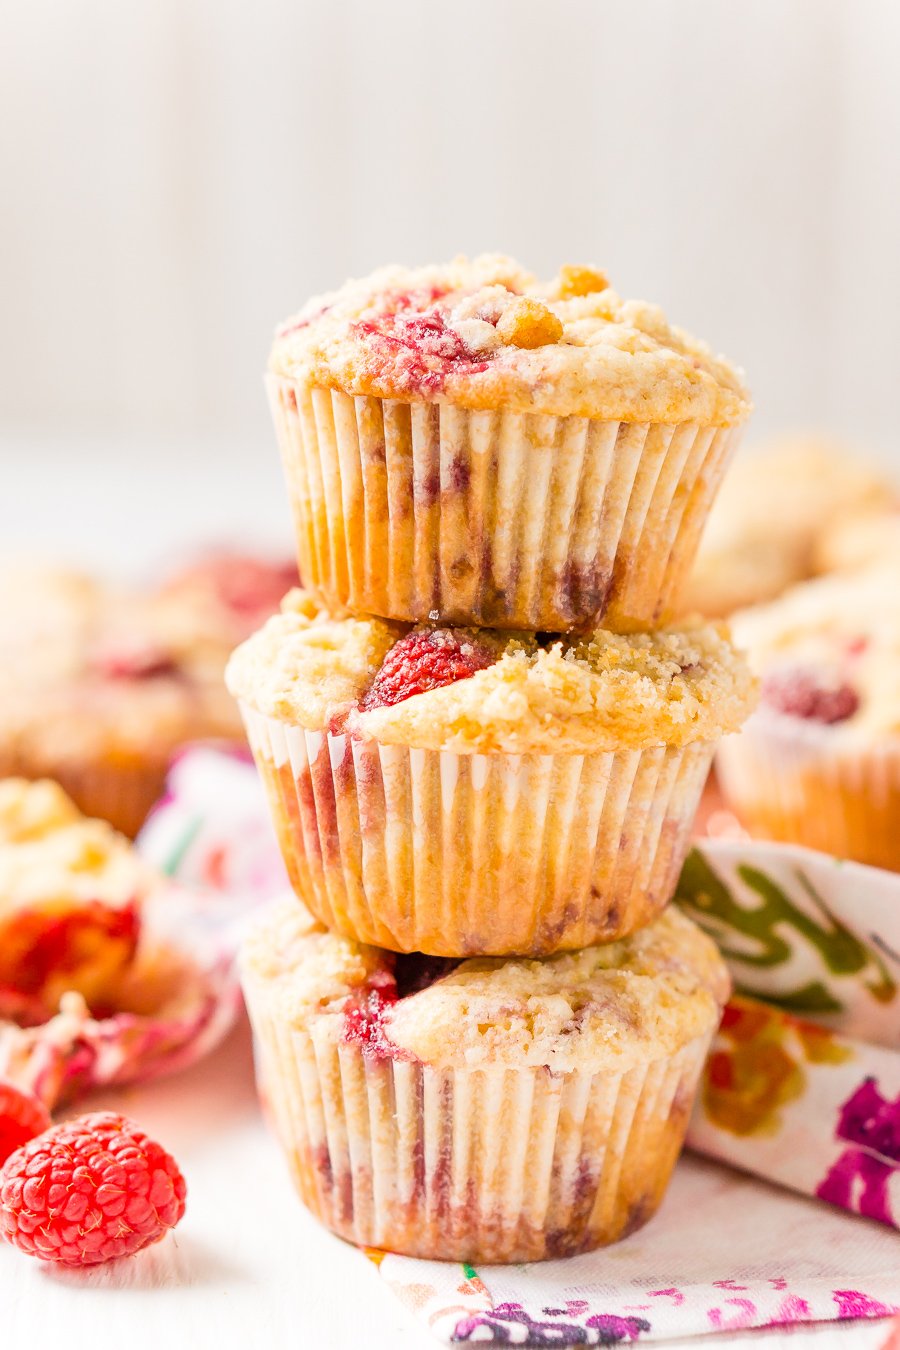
229 256 757 1262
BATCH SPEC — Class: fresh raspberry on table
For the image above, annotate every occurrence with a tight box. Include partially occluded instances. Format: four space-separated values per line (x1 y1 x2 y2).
762 667 860 724
360 629 495 711
0 1111 187 1265
0 1082 51 1168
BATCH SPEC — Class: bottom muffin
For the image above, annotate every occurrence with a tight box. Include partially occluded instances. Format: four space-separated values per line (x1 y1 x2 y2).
241 900 729 1262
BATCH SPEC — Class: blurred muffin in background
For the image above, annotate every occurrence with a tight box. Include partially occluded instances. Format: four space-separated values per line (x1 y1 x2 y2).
0 778 147 1025
154 551 299 647
682 436 897 617
813 503 900 576
0 552 296 836
716 562 900 870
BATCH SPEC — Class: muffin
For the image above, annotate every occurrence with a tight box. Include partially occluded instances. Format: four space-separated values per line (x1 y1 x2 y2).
241 898 729 1262
226 590 756 956
0 779 146 1025
716 564 900 870
682 436 896 617
268 255 749 631
154 551 299 646
813 505 900 577
0 561 284 836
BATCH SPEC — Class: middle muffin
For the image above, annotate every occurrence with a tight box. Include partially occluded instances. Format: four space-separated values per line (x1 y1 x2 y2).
227 590 756 956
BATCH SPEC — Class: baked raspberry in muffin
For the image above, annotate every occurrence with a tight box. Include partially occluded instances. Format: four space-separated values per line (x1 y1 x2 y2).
242 897 729 1262
0 560 290 836
227 590 756 955
0 779 145 1024
716 563 900 869
269 255 750 631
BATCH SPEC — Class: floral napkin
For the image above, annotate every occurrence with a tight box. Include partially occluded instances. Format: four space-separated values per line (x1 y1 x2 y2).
139 751 900 1342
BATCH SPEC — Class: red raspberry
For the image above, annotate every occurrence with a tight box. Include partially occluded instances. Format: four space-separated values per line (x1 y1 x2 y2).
352 304 493 394
0 1082 51 1167
762 668 860 724
0 1111 187 1265
342 972 401 1060
361 629 495 711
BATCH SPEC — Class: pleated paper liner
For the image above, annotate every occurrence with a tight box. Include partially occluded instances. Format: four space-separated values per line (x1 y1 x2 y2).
269 374 743 631
716 712 900 872
240 705 714 956
242 944 714 1263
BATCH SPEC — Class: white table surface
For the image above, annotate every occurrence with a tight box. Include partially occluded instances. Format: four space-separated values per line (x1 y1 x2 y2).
0 433 896 1349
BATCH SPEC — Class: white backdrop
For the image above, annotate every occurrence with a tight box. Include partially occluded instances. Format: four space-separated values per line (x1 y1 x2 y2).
1 0 899 567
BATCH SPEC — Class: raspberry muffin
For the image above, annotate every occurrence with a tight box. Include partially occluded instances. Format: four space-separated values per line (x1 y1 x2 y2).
154 551 299 646
269 255 749 631
683 436 896 617
0 563 258 836
242 898 729 1262
0 779 145 1025
227 590 756 955
716 564 900 869
813 505 900 577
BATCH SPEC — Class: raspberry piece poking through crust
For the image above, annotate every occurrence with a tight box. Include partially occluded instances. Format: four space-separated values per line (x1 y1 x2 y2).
342 957 460 1059
360 629 495 712
762 668 860 724
0 1083 51 1168
0 1111 187 1265
351 305 495 395
341 970 401 1060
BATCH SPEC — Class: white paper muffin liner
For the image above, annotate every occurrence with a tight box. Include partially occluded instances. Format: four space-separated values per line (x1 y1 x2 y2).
268 375 742 630
240 706 715 956
242 948 714 1262
716 713 900 872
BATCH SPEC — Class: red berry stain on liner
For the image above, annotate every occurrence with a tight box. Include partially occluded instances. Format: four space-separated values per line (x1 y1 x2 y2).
342 955 460 1060
762 668 860 724
361 629 495 712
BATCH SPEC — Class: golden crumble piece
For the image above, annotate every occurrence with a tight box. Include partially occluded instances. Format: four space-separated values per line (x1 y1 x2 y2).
556 264 610 299
496 297 564 350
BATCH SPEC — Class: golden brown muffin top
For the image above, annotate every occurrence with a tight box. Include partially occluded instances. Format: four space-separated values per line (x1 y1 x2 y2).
226 589 757 753
242 899 729 1072
270 255 749 426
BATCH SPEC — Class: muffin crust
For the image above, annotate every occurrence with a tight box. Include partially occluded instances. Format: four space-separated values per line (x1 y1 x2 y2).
271 255 749 426
226 589 758 753
243 899 729 1072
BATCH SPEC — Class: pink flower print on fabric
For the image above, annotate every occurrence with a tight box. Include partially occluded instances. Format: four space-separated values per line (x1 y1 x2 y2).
817 1078 900 1225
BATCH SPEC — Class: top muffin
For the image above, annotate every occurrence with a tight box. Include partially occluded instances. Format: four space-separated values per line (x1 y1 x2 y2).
271 255 749 426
